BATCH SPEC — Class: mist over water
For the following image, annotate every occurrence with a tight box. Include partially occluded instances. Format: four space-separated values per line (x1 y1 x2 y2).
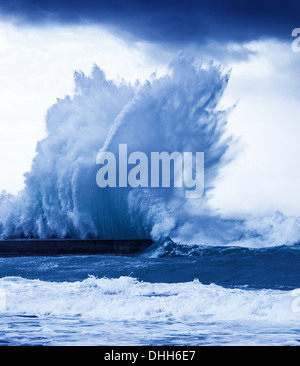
1 53 300 248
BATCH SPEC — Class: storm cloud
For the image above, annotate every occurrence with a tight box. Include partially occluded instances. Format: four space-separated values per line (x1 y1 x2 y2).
0 0 298 44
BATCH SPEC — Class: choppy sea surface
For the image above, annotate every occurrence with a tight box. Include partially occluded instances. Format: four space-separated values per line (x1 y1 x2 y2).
0 241 299 346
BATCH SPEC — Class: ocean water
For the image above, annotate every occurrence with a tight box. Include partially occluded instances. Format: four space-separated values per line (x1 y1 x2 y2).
0 55 300 346
0 241 299 346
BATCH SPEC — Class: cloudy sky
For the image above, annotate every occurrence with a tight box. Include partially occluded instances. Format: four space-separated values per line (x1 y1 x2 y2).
0 0 299 218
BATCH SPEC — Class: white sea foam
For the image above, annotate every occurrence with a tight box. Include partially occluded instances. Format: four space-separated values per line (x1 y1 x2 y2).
0 276 298 324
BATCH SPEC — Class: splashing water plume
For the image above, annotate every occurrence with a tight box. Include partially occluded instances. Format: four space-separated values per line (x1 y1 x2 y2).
1 54 300 248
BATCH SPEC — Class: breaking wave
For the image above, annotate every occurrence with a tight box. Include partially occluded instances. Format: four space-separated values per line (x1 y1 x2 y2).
1 53 300 248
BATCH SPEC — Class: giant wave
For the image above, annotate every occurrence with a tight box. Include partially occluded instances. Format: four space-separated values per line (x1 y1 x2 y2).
1 54 300 248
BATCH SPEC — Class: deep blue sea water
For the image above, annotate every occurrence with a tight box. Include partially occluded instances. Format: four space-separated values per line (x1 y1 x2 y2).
0 242 299 346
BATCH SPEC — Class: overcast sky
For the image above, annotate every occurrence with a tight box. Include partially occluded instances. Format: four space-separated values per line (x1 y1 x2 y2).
0 0 299 219
0 0 298 43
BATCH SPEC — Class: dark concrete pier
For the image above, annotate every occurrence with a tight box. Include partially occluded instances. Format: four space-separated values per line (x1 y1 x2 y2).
0 239 153 257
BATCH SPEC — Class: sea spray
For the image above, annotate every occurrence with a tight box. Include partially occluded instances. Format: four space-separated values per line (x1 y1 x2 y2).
0 54 232 241
1 54 300 248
